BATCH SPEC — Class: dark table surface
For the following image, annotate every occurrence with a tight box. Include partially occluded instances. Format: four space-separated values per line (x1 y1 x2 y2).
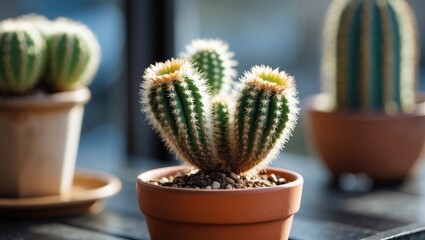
1 130 425 240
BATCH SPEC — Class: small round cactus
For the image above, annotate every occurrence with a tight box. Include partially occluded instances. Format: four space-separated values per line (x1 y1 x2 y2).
45 18 101 91
141 56 299 174
182 39 237 96
0 21 46 94
322 0 418 113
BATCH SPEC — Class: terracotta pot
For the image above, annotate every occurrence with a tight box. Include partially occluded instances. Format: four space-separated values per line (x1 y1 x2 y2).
304 94 425 182
136 166 303 240
0 87 91 197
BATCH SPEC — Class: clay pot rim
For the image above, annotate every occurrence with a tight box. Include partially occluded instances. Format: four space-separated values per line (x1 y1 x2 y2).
136 166 303 194
0 87 91 109
304 93 425 121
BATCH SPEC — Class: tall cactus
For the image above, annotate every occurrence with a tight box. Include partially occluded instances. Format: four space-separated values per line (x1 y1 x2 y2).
231 66 298 173
322 0 418 113
141 57 299 174
46 18 101 91
0 21 46 94
182 39 237 96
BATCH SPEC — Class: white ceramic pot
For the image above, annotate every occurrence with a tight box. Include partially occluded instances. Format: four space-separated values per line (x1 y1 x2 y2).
0 87 90 197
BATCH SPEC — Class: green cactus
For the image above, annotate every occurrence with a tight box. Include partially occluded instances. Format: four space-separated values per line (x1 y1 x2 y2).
183 39 237 96
141 57 299 174
322 0 418 113
46 18 100 91
231 66 298 173
0 21 46 94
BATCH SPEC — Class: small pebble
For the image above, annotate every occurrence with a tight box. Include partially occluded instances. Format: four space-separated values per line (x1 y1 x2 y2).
225 184 233 189
211 181 221 189
230 172 240 180
268 174 278 183
225 177 235 184
205 186 212 189
160 177 169 183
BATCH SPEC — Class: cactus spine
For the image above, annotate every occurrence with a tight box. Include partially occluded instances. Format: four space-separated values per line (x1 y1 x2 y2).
141 56 299 174
322 0 418 113
183 39 237 96
46 18 100 91
0 21 46 94
232 66 298 173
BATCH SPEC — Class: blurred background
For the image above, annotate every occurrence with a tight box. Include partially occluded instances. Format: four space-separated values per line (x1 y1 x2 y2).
0 0 424 165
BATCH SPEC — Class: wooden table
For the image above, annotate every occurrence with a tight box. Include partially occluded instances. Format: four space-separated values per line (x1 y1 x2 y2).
1 143 425 239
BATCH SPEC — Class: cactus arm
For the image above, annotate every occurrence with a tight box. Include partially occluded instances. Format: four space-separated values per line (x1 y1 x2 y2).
182 39 237 96
141 59 226 171
211 97 233 167
231 66 298 173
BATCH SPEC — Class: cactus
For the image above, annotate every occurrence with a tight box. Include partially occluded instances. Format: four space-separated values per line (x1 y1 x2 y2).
182 39 237 96
141 57 299 174
0 21 46 94
46 18 101 91
322 0 418 113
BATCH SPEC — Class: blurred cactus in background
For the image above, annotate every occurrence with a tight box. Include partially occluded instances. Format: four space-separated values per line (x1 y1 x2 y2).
46 18 100 91
141 41 299 174
322 0 418 113
182 39 237 96
0 14 100 95
0 21 46 94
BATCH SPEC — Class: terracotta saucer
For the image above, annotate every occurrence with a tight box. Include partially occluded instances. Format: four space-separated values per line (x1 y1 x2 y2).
0 169 121 218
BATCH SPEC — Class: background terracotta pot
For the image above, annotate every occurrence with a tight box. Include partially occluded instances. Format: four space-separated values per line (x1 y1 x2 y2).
0 87 91 197
304 94 425 182
136 166 303 240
